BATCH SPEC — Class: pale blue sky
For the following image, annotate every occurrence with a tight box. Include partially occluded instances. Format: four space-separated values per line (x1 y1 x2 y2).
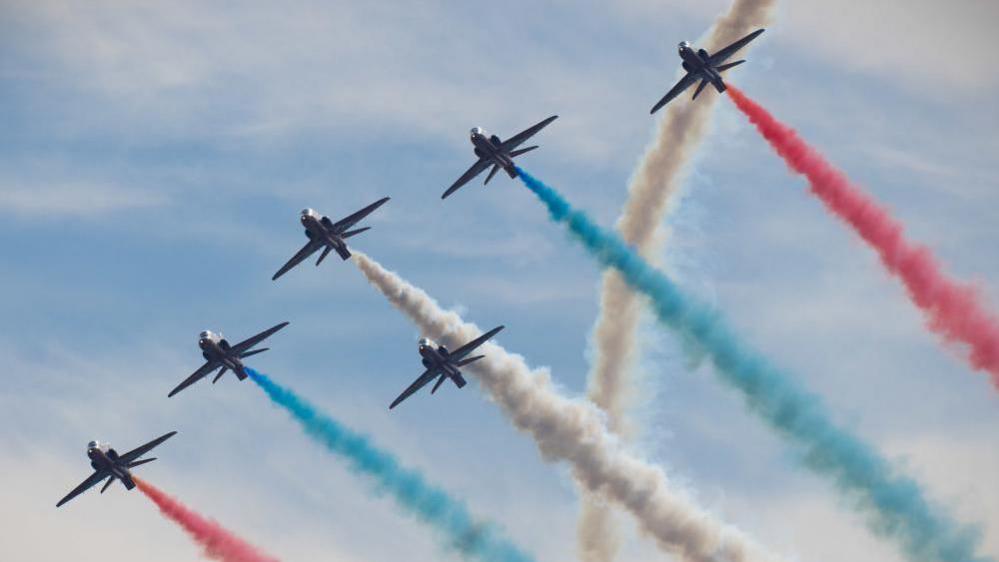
1 1 997 561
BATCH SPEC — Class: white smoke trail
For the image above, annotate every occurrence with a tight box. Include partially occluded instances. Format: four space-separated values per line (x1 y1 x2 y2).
583 1 777 557
353 252 786 562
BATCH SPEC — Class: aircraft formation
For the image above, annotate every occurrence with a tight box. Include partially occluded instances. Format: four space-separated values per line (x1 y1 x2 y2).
57 27 767 510
53 28 769 505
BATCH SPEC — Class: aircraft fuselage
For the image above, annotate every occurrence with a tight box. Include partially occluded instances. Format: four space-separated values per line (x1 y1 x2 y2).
87 446 134 487
470 132 517 177
199 334 246 378
301 212 347 252
418 341 461 379
679 44 724 90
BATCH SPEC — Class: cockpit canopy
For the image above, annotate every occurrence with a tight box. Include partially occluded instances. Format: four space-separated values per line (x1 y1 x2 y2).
199 330 220 346
470 127 486 137
87 440 99 451
678 41 692 51
418 337 433 350
301 208 320 220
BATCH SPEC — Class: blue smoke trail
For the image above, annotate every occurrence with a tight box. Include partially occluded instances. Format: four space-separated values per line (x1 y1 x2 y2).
515 168 988 562
246 368 536 562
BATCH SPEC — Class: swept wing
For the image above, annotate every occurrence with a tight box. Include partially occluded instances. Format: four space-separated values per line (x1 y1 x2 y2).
272 239 325 281
390 369 439 409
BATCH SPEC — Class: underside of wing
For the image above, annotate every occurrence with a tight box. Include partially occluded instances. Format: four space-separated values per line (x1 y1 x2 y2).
708 28 765 65
389 369 438 409
272 239 325 280
650 72 697 114
231 321 290 355
500 115 558 152
450 325 504 360
57 470 110 507
118 430 177 465
442 158 491 199
331 197 391 232
168 361 220 397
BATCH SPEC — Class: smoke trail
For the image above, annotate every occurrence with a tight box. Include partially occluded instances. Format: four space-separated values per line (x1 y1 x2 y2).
726 85 999 391
245 369 536 562
516 168 990 562
134 477 278 562
352 252 785 562
584 2 776 557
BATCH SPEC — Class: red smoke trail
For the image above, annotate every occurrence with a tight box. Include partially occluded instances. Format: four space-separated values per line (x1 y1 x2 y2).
727 85 999 390
135 478 279 562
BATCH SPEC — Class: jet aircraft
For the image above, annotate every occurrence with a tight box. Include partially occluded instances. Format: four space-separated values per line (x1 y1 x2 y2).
441 116 557 199
272 197 390 281
390 325 504 409
168 321 289 397
56 431 177 507
650 28 765 113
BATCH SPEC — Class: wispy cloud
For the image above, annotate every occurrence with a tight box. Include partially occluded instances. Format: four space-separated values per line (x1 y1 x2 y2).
0 182 168 218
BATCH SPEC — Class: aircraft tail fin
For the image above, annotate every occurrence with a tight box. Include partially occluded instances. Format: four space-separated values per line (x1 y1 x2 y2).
239 347 269 359
484 164 501 185
452 372 467 388
455 355 484 367
715 60 745 72
316 246 333 265
212 366 228 384
100 475 116 494
341 226 370 239
692 79 710 100
121 476 136 491
509 145 538 158
334 244 352 260
430 374 447 394
128 457 156 468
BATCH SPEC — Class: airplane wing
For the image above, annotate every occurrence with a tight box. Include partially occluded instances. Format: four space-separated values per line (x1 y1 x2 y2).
441 157 491 199
231 321 290 355
331 197 391 232
650 72 698 114
272 239 325 281
57 470 110 507
708 28 765 65
389 369 440 409
118 431 178 465
500 115 558 152
168 360 221 397
449 325 504 360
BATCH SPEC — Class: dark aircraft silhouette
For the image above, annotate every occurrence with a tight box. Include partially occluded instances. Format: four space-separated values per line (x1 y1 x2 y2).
390 326 504 409
272 197 390 281
168 322 289 397
56 431 176 507
442 116 557 199
650 28 765 114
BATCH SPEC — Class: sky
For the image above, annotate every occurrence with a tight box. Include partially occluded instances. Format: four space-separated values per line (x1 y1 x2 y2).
1 1 997 561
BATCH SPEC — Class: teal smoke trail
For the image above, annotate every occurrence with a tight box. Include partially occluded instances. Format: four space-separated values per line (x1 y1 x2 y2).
246 368 536 562
515 168 988 562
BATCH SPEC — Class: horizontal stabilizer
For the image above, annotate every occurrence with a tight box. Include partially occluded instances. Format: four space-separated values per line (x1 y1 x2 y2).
455 355 484 367
212 366 228 384
100 476 115 494
128 457 156 468
316 245 333 266
341 226 370 239
239 347 268 359
430 374 447 394
715 59 745 72
484 164 501 185
509 145 538 158
692 79 709 100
